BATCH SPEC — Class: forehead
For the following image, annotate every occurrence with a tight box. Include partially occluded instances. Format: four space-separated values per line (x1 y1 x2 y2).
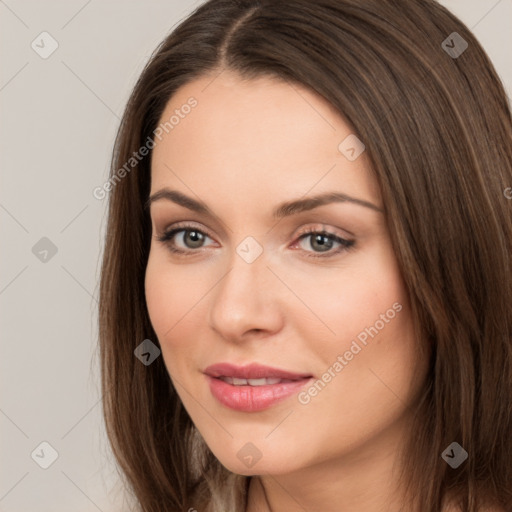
149 71 380 211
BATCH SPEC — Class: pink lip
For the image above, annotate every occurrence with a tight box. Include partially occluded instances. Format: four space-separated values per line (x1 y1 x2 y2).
204 363 313 412
204 362 312 380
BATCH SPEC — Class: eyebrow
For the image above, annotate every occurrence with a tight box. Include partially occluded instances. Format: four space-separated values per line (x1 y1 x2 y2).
144 188 383 218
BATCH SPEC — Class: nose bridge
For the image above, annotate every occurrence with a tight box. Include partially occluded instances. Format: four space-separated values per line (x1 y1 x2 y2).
208 241 281 338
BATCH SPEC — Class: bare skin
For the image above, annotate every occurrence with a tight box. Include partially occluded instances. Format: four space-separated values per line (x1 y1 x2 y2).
144 70 496 511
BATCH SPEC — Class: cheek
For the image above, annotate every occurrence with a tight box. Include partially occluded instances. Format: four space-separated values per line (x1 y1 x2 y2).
145 247 205 328
145 254 174 335
298 241 419 406
295 302 420 459
144 252 200 364
293 241 408 358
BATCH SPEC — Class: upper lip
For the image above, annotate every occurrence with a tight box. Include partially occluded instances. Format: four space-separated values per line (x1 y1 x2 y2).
204 362 312 380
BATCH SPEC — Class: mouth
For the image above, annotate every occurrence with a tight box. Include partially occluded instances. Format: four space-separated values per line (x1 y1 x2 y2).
204 362 313 412
216 376 297 386
204 362 312 380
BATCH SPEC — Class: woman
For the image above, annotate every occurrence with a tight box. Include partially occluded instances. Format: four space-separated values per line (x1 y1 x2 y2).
98 0 512 510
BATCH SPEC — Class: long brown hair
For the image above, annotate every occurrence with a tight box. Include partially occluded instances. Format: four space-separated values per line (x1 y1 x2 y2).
98 1 512 510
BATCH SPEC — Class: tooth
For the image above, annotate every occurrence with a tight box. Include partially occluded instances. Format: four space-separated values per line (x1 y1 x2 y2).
247 378 268 386
221 377 287 386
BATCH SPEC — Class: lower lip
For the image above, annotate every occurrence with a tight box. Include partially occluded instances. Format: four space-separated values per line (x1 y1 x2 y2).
206 375 312 412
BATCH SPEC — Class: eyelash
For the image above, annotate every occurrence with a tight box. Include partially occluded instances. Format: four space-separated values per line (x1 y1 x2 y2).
155 222 355 259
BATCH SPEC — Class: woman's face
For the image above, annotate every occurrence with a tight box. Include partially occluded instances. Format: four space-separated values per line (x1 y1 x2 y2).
145 70 428 477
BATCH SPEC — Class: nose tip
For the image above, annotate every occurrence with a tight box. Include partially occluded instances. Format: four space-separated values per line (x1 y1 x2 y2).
207 254 283 343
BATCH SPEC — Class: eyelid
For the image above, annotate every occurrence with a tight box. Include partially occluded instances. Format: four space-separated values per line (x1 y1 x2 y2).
157 220 215 239
293 223 353 240
157 221 350 241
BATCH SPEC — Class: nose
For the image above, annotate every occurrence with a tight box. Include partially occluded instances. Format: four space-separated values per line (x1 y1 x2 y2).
208 247 284 343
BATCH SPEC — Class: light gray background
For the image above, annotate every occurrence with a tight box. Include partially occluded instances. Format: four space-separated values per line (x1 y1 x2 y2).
1 1 510 511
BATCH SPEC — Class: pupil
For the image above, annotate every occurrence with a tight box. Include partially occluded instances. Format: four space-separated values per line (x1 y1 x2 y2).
312 234 332 252
186 230 204 248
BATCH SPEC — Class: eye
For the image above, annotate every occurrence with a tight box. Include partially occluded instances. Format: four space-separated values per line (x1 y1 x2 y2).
156 222 216 254
292 227 355 258
156 222 355 259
